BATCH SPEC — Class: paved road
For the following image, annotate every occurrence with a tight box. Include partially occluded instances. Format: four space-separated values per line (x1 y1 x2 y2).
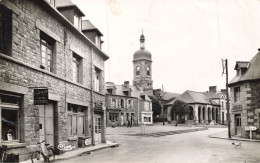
57 126 260 163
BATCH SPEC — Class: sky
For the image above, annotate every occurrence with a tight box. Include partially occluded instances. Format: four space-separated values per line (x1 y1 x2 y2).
72 0 260 94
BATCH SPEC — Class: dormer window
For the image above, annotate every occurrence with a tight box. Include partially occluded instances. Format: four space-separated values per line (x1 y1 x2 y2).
236 69 239 76
74 12 81 31
95 36 100 47
45 0 55 7
107 89 113 95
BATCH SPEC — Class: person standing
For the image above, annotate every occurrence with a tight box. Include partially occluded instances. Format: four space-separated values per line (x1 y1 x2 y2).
127 118 130 128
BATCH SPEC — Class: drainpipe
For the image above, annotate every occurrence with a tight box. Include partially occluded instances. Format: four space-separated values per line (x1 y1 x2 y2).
91 47 95 145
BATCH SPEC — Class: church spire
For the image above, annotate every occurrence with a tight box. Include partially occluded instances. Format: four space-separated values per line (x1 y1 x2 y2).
140 29 145 49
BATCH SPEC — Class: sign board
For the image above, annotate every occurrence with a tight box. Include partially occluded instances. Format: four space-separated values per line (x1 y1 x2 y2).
84 138 91 146
245 126 257 131
34 88 48 105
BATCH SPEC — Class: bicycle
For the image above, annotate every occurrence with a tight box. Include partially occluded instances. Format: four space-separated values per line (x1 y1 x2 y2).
0 145 19 162
30 140 55 163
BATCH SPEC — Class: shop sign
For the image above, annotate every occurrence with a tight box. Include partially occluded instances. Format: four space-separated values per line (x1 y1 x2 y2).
232 104 242 111
94 102 104 111
85 138 91 146
34 88 48 105
57 144 75 151
245 126 257 131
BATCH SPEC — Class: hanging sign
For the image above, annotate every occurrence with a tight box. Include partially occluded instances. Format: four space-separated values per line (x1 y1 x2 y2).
34 88 48 105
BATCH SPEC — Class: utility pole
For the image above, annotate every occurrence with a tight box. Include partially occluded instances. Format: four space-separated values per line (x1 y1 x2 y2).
162 85 165 125
223 59 231 139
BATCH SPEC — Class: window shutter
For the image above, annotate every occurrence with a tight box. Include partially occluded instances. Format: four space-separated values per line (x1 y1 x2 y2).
131 100 134 109
111 98 113 107
116 99 118 108
124 99 127 108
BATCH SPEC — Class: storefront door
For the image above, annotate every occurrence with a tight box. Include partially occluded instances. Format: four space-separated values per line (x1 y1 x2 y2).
39 102 54 146
235 114 241 136
94 115 101 143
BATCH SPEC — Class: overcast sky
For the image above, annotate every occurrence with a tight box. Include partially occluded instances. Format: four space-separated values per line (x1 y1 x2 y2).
72 0 260 94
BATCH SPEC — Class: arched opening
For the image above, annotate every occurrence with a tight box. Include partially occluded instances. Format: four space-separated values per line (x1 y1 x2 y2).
146 66 150 76
212 107 215 120
136 66 140 76
188 106 193 120
202 107 205 121
198 106 201 123
208 107 211 123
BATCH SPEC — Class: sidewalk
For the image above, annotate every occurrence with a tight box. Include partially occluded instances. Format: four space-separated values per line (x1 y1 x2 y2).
20 141 119 163
209 131 260 142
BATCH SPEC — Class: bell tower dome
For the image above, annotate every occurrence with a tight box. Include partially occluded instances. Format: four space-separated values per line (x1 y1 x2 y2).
133 31 153 94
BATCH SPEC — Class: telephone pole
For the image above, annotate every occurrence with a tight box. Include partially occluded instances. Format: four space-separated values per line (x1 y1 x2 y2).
223 59 231 139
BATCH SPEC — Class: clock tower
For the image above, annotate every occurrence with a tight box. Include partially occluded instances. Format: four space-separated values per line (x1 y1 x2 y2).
133 31 153 95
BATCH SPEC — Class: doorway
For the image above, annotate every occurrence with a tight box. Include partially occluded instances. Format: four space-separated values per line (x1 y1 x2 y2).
235 114 241 136
94 115 101 143
39 102 54 146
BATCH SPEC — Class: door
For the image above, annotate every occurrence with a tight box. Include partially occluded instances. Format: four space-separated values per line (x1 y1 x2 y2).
39 102 54 146
235 114 241 136
222 112 224 124
94 115 101 143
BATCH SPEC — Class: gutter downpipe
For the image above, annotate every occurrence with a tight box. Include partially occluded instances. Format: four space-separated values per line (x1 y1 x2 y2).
91 47 95 145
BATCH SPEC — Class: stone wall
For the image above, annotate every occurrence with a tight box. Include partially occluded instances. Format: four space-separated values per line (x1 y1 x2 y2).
0 0 107 161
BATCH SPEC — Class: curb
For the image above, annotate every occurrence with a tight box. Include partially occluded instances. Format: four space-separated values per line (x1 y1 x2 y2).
209 134 260 142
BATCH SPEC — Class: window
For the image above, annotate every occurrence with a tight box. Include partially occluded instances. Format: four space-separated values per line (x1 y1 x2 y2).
109 113 118 122
95 36 100 48
120 99 124 108
136 66 140 76
67 104 86 136
94 67 101 92
74 13 81 31
111 99 116 108
234 87 240 102
72 53 81 83
0 6 12 55
0 95 20 142
127 100 131 109
40 32 54 72
147 66 150 76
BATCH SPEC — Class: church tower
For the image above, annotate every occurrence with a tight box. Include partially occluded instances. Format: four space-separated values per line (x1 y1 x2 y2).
133 31 153 95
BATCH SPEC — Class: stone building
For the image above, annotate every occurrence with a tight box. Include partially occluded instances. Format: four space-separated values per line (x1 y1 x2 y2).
228 50 260 139
105 81 153 126
0 0 108 161
166 88 223 124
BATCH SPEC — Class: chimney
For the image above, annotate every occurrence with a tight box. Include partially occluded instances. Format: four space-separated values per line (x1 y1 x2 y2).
209 86 217 93
124 81 129 88
221 89 226 94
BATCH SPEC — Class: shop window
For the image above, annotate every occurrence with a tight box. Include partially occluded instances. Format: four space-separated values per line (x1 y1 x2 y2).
136 66 140 76
72 53 82 83
109 113 118 122
67 104 86 136
0 6 12 55
234 87 240 102
40 32 55 72
0 95 20 142
94 67 101 92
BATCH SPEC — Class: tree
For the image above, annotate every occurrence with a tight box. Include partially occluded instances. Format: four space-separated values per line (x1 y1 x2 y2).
171 100 190 125
149 95 162 118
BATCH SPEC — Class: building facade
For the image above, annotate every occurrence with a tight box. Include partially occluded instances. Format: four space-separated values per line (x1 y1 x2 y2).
105 81 153 126
0 0 108 161
229 50 260 139
166 89 222 124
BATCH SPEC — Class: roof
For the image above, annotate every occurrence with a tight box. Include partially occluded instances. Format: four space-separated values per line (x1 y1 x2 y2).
105 83 151 101
82 20 103 36
163 91 180 101
56 0 85 16
133 49 152 62
166 90 220 106
229 51 260 85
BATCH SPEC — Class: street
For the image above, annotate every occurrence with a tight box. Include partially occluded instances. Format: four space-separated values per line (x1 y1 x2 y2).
57 125 260 163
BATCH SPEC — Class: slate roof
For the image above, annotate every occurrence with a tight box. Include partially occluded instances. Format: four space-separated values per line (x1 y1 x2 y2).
82 20 103 36
166 90 220 106
229 51 260 85
163 92 180 101
105 83 151 101
56 0 85 16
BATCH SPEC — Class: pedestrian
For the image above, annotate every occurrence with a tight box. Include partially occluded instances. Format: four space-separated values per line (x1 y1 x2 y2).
130 115 133 128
